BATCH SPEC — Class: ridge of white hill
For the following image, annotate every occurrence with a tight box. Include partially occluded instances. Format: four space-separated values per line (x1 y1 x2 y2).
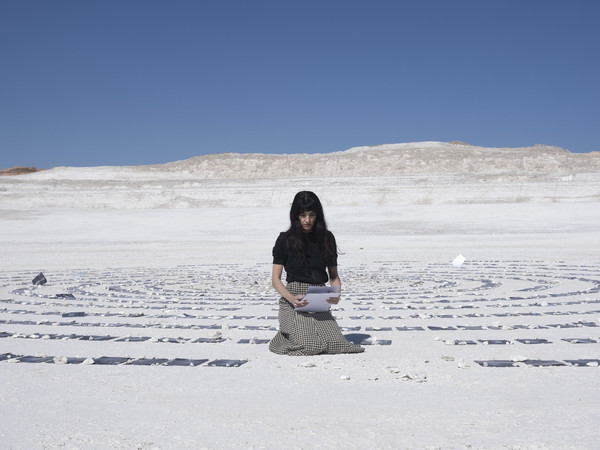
1 142 599 208
156 141 599 180
11 141 600 181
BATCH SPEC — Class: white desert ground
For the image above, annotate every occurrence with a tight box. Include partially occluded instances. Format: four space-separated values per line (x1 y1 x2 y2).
1 142 600 449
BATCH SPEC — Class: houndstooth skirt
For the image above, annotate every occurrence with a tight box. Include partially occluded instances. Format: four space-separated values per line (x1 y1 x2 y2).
269 281 365 356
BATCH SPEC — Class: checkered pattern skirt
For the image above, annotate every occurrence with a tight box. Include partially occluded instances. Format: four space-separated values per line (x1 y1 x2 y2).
269 281 365 356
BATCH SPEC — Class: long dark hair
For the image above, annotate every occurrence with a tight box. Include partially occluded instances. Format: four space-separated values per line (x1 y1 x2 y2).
285 191 337 265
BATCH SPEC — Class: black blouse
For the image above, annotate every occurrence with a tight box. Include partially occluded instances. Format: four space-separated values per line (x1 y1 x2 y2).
272 231 338 284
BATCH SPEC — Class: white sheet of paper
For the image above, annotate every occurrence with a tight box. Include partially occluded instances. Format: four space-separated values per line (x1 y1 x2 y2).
294 286 340 312
452 254 466 268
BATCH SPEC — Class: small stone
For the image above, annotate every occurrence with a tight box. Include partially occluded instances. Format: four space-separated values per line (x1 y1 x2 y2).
299 361 316 368
399 372 427 382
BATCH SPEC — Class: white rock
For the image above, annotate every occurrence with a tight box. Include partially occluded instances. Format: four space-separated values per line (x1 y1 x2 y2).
399 372 426 382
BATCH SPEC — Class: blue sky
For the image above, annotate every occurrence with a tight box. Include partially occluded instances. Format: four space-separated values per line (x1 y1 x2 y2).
1 0 598 168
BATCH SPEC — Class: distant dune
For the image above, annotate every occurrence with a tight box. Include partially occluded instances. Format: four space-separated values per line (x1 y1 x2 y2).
1 142 599 208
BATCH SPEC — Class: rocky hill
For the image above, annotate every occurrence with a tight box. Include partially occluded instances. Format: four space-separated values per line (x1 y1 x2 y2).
155 142 600 180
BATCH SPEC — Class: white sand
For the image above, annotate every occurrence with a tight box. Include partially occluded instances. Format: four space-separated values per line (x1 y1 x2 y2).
1 143 600 449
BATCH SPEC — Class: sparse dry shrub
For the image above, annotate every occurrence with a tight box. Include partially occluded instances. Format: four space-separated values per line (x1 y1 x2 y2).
0 166 44 176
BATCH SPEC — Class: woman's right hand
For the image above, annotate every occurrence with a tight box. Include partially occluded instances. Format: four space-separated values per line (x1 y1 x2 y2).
290 295 308 308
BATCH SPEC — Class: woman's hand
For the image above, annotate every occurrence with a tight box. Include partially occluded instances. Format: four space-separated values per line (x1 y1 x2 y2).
326 294 340 304
290 294 308 308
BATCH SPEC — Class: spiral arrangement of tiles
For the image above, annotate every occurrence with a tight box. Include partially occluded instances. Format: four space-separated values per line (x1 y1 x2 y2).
1 260 599 367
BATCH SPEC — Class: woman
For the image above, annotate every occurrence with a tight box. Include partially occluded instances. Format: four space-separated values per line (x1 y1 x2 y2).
269 191 364 356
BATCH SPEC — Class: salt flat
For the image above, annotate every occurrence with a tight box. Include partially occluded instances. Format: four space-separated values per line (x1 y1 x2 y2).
1 143 599 449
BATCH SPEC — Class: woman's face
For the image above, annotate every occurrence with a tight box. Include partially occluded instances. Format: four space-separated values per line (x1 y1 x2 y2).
298 210 317 233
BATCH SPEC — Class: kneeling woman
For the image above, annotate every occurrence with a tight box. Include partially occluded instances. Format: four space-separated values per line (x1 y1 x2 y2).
269 191 364 356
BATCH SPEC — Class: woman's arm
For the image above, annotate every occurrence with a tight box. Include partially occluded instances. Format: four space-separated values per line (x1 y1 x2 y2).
327 266 341 304
272 264 307 307
328 266 341 289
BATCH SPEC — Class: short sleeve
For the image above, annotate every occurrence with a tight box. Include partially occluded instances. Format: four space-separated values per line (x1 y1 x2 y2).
272 233 287 265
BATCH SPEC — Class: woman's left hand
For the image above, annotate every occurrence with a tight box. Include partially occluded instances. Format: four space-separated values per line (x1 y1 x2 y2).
326 295 340 304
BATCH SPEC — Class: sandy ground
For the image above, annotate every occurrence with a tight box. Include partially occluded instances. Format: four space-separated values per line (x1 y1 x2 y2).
1 201 599 449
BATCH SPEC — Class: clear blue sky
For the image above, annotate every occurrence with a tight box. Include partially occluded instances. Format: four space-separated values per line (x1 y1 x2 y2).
1 0 598 168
